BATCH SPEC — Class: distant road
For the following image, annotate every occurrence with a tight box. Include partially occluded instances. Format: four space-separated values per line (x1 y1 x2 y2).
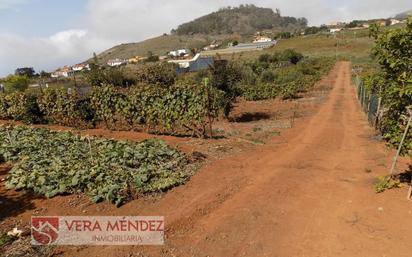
201 42 276 56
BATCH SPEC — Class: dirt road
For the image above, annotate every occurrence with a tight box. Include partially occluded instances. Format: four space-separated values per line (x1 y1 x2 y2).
4 62 412 256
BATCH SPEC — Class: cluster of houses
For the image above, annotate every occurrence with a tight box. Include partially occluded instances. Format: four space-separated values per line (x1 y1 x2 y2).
327 18 406 34
49 34 280 78
51 63 90 78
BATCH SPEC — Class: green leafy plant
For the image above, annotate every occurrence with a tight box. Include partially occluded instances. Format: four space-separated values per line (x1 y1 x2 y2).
1 126 189 206
0 234 16 247
374 176 402 193
362 18 412 155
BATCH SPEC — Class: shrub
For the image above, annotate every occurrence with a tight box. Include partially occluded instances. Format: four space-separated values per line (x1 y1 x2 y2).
0 94 8 119
3 75 30 93
136 63 177 87
85 67 135 87
260 70 276 83
4 92 43 123
37 88 92 127
90 85 127 128
210 60 243 118
280 49 304 64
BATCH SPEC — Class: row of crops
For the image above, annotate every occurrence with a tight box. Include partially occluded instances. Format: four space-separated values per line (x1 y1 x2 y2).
0 50 334 137
0 83 223 137
0 126 189 206
239 57 334 101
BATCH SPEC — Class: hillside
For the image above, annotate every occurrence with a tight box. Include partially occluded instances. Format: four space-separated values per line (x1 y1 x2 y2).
395 9 412 19
95 34 210 64
94 5 307 63
174 4 307 35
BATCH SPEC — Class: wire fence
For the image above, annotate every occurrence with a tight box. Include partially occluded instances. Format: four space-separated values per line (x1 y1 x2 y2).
353 75 382 128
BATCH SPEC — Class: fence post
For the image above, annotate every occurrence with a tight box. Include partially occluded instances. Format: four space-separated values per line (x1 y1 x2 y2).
204 77 213 139
374 97 382 128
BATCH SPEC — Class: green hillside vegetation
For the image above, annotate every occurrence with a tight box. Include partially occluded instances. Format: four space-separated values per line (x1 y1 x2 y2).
94 5 307 63
95 34 209 64
174 4 307 35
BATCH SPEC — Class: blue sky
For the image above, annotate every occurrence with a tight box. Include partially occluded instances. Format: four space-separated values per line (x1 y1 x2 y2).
0 0 411 76
0 0 86 37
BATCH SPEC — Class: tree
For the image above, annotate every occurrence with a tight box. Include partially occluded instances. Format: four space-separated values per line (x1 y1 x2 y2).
146 51 159 62
369 23 380 39
3 75 30 92
93 52 99 64
15 67 35 78
39 71 50 78
369 18 412 153
210 59 242 118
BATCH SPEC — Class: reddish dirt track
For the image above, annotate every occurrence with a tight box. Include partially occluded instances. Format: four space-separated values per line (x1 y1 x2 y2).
3 61 412 257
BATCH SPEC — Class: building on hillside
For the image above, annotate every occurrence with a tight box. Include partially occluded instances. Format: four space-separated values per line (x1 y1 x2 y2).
253 36 273 43
168 53 214 73
203 42 219 51
390 19 401 25
168 49 189 58
376 19 388 26
328 21 345 27
107 58 127 67
72 63 90 71
330 28 343 33
128 56 146 64
51 67 75 78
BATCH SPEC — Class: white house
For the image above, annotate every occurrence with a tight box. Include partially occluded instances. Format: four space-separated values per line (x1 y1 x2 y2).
72 63 90 71
330 28 343 33
253 36 273 43
390 19 401 25
51 67 75 78
107 58 127 67
168 49 189 57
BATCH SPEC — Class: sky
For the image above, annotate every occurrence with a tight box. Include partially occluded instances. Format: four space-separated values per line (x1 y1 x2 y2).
0 0 411 76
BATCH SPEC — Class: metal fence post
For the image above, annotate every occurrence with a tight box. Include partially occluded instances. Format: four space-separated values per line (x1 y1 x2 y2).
374 97 382 128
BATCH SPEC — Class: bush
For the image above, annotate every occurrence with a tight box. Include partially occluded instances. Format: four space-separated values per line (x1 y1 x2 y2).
210 60 243 118
240 56 334 101
85 67 135 87
280 49 304 64
3 75 30 93
136 63 177 87
242 83 280 101
37 88 92 127
0 94 8 119
90 83 224 136
90 85 127 128
3 92 43 123
260 70 276 83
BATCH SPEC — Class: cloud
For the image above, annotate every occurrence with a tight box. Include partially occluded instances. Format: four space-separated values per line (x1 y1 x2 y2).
0 0 411 76
0 30 99 75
